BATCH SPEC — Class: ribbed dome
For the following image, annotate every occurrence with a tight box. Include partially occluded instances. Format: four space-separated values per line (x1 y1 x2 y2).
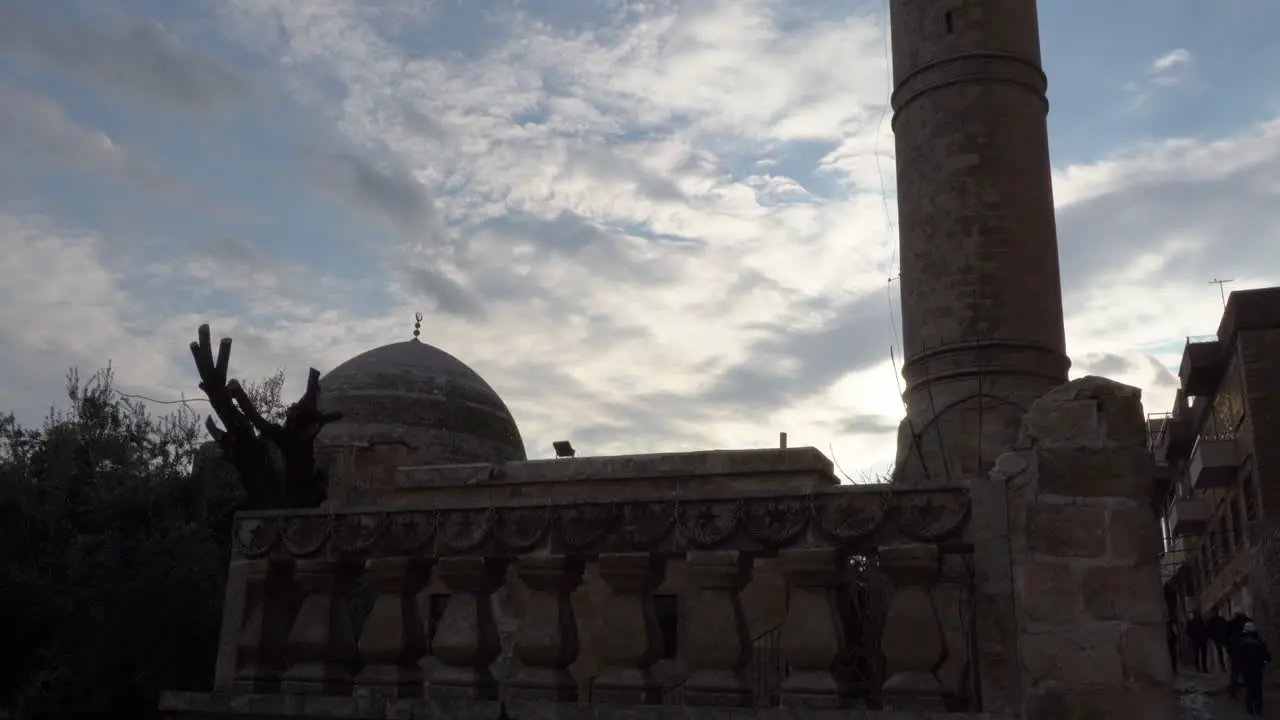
315 339 526 466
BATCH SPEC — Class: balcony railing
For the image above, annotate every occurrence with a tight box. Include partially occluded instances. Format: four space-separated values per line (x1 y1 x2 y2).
1189 435 1238 491
1179 335 1225 397
176 485 975 712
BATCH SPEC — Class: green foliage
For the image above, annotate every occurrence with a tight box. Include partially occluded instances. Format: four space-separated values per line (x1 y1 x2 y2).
237 368 288 425
0 367 263 718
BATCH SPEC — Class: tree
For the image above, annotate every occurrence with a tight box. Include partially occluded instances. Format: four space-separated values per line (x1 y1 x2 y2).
189 325 341 509
0 367 265 718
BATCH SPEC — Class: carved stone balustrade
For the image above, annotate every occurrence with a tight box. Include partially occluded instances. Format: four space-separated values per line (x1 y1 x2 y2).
281 558 359 695
777 547 848 708
223 485 973 709
878 543 947 710
508 555 584 702
593 553 667 704
354 557 427 697
682 550 752 707
429 556 508 699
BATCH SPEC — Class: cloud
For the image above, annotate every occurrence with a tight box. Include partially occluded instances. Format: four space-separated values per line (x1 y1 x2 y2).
1151 48 1193 77
0 82 168 188
401 266 487 319
1 0 1277 481
1126 48 1194 107
1053 119 1280 294
297 147 442 240
0 5 252 112
701 291 892 410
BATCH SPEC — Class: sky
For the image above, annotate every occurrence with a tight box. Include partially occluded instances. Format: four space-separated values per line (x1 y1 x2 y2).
1 0 1278 478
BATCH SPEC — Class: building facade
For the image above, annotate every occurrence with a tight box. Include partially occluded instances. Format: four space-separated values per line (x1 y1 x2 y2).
1153 286 1280 641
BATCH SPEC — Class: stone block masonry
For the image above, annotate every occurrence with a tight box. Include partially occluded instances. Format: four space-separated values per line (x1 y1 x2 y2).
889 0 1072 486
977 376 1176 719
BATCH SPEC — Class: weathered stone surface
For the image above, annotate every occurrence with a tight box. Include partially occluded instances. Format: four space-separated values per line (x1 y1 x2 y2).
1108 504 1164 567
1021 376 1148 449
1036 447 1153 501
890 0 1071 486
1080 566 1164 624
1020 398 1100 449
1027 505 1107 559
1020 626 1123 686
1121 623 1174 686
971 591 1020 714
1017 561 1078 623
1000 371 1173 718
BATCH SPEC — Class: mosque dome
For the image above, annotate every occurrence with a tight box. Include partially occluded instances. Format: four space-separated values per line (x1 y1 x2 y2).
315 338 527 466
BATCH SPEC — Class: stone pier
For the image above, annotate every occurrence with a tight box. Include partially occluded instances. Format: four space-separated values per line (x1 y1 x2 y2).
976 376 1176 719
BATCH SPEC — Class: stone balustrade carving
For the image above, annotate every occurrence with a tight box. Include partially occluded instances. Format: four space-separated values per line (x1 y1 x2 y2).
230 487 969 562
221 486 973 709
354 557 428 697
508 555 585 702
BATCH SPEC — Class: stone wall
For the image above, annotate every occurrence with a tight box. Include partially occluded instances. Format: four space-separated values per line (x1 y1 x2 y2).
973 376 1175 719
161 692 1015 720
1241 327 1280 519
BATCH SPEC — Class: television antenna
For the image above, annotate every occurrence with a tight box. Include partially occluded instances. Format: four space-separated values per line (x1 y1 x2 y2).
1208 278 1234 307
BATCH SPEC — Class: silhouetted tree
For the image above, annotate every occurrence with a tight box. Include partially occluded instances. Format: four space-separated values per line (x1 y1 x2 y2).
0 366 282 719
190 325 340 509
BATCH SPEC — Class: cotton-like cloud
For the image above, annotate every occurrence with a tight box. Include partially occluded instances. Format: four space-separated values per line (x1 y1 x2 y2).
0 1 1275 480
1127 47 1195 107
1151 48 1193 76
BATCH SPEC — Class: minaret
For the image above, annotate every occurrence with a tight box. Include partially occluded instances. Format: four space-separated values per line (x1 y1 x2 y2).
889 0 1071 485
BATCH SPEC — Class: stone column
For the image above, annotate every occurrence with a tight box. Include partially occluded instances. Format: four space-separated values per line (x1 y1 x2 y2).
682 550 753 707
281 559 359 695
428 556 507 700
354 557 429 697
879 543 947 710
592 553 666 704
968 453 1022 713
777 547 846 708
508 555 585 702
1008 377 1176 719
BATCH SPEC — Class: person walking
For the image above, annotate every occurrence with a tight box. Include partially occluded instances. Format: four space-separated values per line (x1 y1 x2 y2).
1235 621 1271 716
1188 610 1210 673
1227 610 1253 699
1209 609 1229 672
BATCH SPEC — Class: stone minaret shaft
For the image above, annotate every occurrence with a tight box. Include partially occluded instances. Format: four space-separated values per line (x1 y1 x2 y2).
889 0 1070 485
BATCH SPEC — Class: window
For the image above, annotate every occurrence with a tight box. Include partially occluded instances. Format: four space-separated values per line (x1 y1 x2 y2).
653 594 679 660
